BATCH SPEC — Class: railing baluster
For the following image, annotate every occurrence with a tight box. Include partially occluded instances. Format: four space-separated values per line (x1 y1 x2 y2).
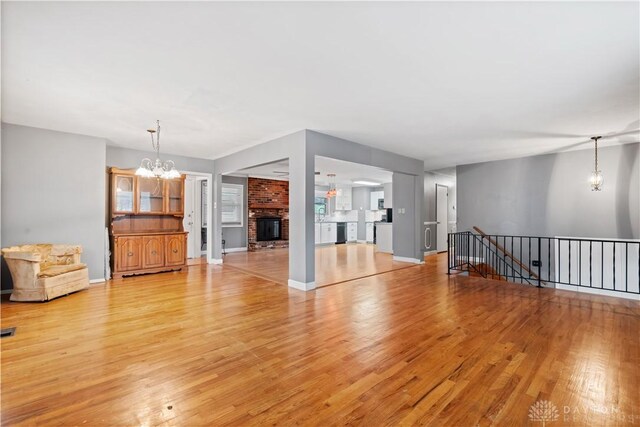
625 242 628 293
601 241 604 289
579 239 582 287
568 239 572 285
613 242 616 291
537 237 541 287
548 238 551 283
589 241 593 288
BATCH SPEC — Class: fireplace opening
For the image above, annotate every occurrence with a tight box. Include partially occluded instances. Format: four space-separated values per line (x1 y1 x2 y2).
257 217 282 241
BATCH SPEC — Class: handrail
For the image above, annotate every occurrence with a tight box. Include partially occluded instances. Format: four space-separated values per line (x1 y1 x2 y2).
473 226 544 284
468 232 536 285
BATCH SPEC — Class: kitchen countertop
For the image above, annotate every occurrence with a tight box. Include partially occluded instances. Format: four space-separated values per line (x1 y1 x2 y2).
374 222 392 225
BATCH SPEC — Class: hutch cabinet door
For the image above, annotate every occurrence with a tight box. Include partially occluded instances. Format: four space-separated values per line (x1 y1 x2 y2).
165 178 184 215
113 174 136 214
142 236 164 269
165 234 186 266
115 236 143 271
137 177 165 214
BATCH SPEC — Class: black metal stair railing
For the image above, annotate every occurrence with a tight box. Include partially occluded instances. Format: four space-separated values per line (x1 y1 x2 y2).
447 230 640 296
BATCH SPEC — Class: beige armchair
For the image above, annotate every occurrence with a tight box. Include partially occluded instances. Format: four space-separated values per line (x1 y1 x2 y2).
2 244 89 302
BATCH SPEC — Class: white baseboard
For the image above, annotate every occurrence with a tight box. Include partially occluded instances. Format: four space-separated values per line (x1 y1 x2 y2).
424 250 438 257
556 284 640 301
90 278 106 284
288 279 316 291
356 240 368 244
393 256 425 264
211 258 223 265
224 247 247 253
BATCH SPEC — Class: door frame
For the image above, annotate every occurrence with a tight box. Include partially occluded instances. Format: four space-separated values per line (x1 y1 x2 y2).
435 183 448 253
182 170 213 264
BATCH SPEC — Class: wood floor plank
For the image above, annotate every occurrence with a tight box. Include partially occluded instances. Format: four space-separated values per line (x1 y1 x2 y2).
1 253 639 426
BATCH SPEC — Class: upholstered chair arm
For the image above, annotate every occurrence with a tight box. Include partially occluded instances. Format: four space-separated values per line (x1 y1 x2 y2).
1 251 42 262
2 257 40 288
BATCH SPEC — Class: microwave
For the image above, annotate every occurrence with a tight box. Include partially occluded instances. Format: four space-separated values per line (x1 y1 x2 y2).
377 198 385 210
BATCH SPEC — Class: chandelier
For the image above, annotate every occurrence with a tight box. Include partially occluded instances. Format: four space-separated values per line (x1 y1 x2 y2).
135 120 181 179
326 174 337 198
589 136 603 191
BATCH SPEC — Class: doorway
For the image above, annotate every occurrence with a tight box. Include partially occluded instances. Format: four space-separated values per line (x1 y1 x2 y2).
184 174 208 260
436 184 448 252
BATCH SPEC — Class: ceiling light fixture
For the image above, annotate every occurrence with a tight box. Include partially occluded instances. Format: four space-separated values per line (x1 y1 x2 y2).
326 174 337 198
135 120 181 179
589 136 603 191
353 180 381 186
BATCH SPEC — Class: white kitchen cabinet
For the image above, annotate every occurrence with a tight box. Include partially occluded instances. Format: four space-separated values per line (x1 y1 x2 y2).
370 190 384 210
383 183 393 209
335 186 352 211
371 191 384 211
320 223 337 244
375 223 393 253
347 222 357 242
366 223 374 242
315 223 321 244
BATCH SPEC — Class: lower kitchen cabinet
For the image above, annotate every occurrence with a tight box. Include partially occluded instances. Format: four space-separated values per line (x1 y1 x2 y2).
366 223 374 242
347 223 357 242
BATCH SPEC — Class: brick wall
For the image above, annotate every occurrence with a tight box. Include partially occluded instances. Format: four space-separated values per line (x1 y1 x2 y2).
247 178 289 251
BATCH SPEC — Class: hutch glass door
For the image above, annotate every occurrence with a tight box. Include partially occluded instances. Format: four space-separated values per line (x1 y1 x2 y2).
138 177 165 214
114 175 135 213
166 179 183 214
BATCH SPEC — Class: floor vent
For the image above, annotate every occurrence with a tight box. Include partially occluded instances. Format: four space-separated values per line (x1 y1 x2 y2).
1 327 16 338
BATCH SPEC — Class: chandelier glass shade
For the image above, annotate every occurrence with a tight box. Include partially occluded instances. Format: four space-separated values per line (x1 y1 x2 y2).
135 120 181 179
325 174 337 198
589 136 603 191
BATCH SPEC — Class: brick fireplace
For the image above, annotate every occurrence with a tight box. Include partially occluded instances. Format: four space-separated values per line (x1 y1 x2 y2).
248 177 289 251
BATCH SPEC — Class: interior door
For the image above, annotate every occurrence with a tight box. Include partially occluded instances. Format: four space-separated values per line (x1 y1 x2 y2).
436 185 448 252
183 177 196 258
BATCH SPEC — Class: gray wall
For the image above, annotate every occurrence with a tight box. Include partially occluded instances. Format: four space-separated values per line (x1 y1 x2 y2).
457 143 640 239
221 175 248 249
1 123 107 287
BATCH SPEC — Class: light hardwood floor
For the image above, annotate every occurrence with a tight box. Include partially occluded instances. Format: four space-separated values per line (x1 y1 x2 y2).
1 254 639 425
224 243 416 287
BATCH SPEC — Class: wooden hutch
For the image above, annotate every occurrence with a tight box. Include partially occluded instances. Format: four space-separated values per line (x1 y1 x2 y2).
109 168 187 279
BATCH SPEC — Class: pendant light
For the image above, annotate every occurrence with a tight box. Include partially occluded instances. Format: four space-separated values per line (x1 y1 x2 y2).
135 120 181 179
589 136 603 191
326 174 337 198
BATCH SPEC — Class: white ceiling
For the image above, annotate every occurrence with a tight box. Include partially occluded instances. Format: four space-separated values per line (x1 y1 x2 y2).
234 156 393 186
2 2 638 170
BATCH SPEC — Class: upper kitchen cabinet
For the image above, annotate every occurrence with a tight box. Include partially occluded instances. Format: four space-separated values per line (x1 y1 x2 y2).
383 182 393 209
335 185 352 210
370 190 384 210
